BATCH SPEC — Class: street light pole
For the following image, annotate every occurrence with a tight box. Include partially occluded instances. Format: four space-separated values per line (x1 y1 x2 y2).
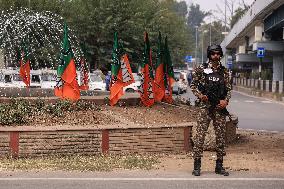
201 30 208 64
225 0 227 33
195 26 198 67
209 22 212 46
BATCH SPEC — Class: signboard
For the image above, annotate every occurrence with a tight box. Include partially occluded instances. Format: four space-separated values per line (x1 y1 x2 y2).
185 55 192 63
227 61 233 69
227 55 232 69
257 47 265 58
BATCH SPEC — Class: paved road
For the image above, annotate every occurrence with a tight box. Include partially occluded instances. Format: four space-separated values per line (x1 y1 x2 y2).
180 88 284 132
228 91 284 132
0 171 283 189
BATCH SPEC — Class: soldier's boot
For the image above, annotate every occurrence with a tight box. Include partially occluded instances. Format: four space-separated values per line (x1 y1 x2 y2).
192 158 201 176
215 158 229 176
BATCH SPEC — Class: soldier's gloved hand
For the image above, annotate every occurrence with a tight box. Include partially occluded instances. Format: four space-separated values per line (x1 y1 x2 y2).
217 100 228 109
199 94 208 102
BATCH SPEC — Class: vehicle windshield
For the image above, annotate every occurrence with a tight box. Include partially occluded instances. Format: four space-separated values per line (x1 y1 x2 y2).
31 75 41 83
0 74 4 82
41 74 57 81
4 75 11 83
12 74 22 81
133 74 141 82
90 74 103 82
174 72 181 80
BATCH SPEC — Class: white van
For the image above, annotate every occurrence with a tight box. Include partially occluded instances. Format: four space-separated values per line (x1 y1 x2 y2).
40 70 57 89
0 69 18 88
0 68 42 88
30 70 42 88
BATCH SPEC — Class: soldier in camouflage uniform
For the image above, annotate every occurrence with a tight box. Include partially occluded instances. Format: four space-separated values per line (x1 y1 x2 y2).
190 44 232 176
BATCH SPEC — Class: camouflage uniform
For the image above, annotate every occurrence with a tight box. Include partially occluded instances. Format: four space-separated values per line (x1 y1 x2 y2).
190 61 232 159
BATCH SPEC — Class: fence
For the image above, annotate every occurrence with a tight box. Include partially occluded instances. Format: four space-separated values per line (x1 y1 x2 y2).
233 78 284 94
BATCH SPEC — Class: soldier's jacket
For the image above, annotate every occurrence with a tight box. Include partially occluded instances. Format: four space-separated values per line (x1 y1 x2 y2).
190 61 232 108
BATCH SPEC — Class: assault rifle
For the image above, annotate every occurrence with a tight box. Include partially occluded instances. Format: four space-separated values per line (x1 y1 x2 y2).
198 83 230 116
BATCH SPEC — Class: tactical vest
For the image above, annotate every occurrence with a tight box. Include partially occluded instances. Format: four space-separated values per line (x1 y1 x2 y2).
202 63 227 100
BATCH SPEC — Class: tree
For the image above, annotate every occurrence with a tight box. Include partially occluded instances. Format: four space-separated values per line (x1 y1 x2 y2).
0 0 192 70
173 0 188 18
230 6 249 28
214 0 249 30
186 3 210 64
187 4 210 29
198 20 225 63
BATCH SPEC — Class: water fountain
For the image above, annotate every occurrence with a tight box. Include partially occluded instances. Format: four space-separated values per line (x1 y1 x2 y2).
0 8 85 97
0 7 82 69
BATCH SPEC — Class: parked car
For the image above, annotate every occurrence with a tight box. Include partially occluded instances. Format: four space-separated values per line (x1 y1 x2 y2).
0 69 43 88
172 81 182 95
41 70 57 89
30 70 42 88
0 69 29 88
123 73 141 93
89 72 106 91
179 71 189 86
0 69 17 88
173 71 187 94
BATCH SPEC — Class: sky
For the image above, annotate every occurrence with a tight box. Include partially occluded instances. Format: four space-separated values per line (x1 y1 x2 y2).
178 0 255 21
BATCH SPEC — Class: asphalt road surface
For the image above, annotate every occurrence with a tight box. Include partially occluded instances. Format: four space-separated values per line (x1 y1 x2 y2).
181 88 284 132
0 171 283 189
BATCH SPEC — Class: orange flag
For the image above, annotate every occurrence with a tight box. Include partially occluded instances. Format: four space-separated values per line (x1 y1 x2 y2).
19 42 31 87
154 32 165 102
54 23 80 101
162 36 175 104
138 32 155 107
110 55 134 106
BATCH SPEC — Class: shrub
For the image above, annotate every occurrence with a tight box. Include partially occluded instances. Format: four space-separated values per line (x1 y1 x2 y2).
0 99 101 125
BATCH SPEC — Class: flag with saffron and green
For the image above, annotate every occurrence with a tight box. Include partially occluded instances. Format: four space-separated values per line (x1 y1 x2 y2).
163 36 175 104
54 23 80 101
138 32 155 107
154 31 165 102
19 41 31 87
110 32 134 106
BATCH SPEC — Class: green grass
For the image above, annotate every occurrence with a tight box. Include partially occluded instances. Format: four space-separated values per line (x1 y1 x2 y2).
0 154 159 172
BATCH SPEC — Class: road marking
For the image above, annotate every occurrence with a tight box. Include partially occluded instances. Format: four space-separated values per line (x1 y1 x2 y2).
244 100 254 103
0 177 283 181
233 90 284 106
239 128 284 134
261 101 273 104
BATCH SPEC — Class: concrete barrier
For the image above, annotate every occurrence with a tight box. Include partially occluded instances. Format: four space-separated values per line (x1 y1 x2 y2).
253 80 257 88
265 80 272 92
248 79 251 87
233 78 236 85
279 81 284 94
260 80 266 91
272 81 279 93
243 78 247 86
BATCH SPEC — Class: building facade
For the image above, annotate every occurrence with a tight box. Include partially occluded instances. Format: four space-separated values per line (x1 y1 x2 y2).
221 0 284 81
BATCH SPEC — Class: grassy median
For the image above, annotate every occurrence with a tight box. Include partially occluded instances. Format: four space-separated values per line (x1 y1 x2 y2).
0 154 159 172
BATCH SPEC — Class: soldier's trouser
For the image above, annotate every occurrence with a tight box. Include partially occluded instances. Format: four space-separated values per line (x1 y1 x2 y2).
193 108 226 159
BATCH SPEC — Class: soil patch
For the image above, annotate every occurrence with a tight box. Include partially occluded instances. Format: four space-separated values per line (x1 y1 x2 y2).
158 129 284 174
5 103 198 127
